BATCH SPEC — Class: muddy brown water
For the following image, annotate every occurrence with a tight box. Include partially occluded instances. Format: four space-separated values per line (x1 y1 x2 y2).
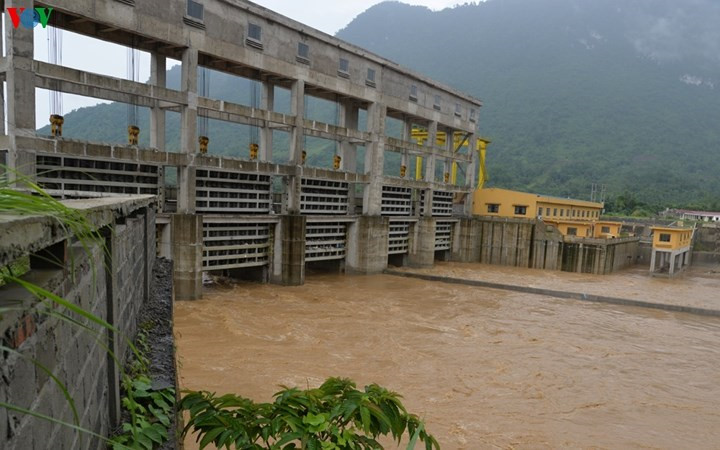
175 268 720 449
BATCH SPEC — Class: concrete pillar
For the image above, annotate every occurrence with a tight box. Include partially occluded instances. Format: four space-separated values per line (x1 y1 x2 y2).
576 244 585 273
464 134 478 216
5 0 36 180
178 48 198 213
424 121 438 183
408 217 436 268
339 100 359 172
286 80 305 214
340 100 359 214
290 80 305 165
281 215 306 285
150 53 166 150
172 214 203 300
362 102 386 216
260 81 274 162
400 118 412 178
420 121 438 217
451 218 481 262
270 221 283 283
442 128 453 184
669 250 677 275
346 216 390 273
158 222 172 259
649 249 656 273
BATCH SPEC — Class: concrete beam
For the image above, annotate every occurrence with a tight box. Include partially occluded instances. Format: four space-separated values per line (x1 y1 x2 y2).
34 61 187 107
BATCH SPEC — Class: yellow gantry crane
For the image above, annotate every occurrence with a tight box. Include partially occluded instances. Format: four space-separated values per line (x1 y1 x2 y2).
410 129 491 189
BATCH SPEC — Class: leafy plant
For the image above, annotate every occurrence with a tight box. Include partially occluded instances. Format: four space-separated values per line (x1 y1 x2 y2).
180 377 439 450
111 329 176 450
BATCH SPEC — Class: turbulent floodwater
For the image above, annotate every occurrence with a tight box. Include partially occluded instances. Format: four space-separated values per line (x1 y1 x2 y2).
175 270 720 449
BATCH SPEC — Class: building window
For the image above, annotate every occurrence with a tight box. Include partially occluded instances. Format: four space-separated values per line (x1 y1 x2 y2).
245 23 263 49
572 210 576 217
186 0 204 21
659 233 671 242
560 209 564 217
248 23 262 41
601 226 610 233
567 227 577 236
410 84 418 101
455 103 462 117
538 207 543 216
514 205 527 216
338 58 349 78
366 68 376 87
553 208 557 216
487 204 499 213
297 42 310 64
433 95 441 111
470 108 477 122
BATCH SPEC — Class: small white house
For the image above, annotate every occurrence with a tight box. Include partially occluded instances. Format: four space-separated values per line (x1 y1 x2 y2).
676 209 720 222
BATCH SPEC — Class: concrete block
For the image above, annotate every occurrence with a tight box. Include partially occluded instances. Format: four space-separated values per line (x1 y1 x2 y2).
112 146 138 161
34 325 57 391
408 217 436 268
85 143 112 159
450 218 481 262
138 148 169 164
7 350 37 411
0 389 8 443
57 140 86 156
346 216 389 274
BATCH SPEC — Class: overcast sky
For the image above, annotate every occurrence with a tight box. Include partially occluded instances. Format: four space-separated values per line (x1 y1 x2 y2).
30 0 462 129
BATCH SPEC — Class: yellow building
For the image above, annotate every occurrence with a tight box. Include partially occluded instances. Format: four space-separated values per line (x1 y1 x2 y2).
593 221 623 239
473 188 603 222
651 227 693 250
649 227 694 276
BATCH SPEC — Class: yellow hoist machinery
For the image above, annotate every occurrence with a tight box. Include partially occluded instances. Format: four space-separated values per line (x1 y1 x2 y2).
399 164 407 178
302 151 307 165
127 125 140 146
333 154 342 170
249 143 259 160
199 136 210 154
410 128 491 189
50 114 64 137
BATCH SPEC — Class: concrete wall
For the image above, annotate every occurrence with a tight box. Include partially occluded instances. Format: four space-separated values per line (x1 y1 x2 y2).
0 196 156 450
694 224 720 253
447 217 640 274
560 237 639 274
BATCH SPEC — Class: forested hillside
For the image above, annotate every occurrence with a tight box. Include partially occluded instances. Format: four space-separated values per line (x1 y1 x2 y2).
336 0 720 212
40 0 720 212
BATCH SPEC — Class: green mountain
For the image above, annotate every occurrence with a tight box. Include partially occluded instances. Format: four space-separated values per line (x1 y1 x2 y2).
40 0 720 211
337 0 720 211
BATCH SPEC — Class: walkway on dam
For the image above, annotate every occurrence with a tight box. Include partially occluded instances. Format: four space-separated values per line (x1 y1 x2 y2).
388 262 720 316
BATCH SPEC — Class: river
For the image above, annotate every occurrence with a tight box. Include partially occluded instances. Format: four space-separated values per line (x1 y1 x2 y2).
175 268 720 449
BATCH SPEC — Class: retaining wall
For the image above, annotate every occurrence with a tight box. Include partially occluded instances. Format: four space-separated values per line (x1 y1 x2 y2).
0 196 156 450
